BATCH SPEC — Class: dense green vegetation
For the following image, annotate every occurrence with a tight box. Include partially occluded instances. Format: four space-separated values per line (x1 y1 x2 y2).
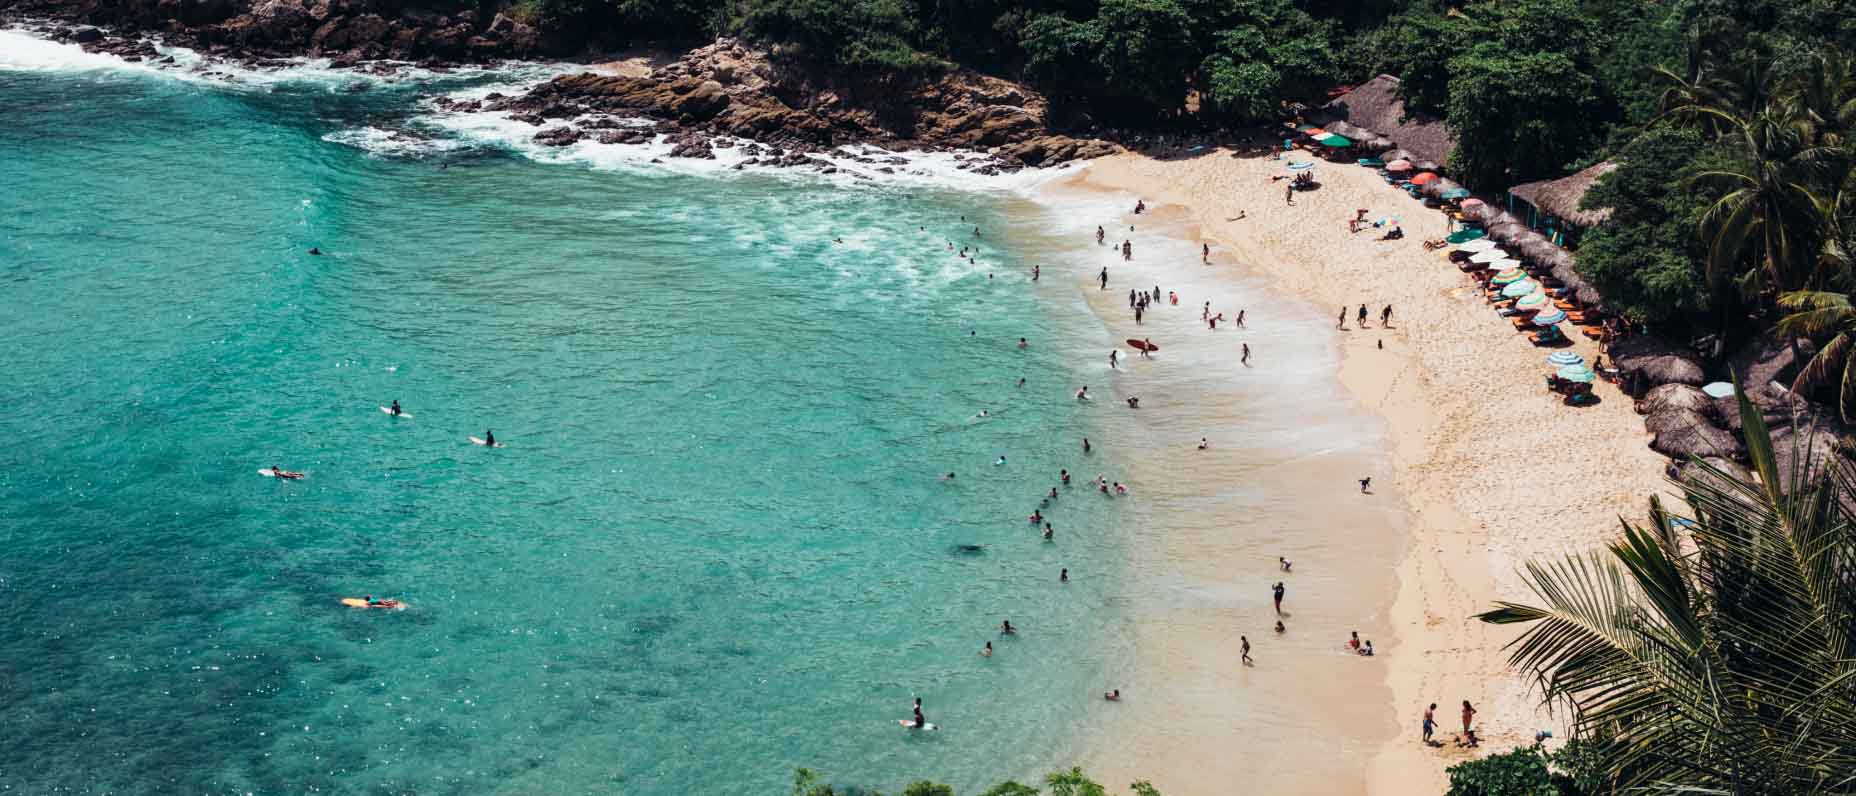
1479 390 1856 793
1444 741 1606 796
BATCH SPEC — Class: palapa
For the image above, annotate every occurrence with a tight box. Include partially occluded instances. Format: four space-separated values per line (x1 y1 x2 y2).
1422 178 1463 199
1645 408 1712 435
1463 203 1503 223
1515 234 1561 262
1321 75 1455 168
1677 456 1756 491
1486 221 1530 242
1650 421 1744 460
1610 335 1706 387
1643 383 1713 415
1507 161 1618 228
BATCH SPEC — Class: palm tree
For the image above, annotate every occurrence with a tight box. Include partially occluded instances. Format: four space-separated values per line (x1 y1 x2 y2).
1479 389 1856 794
1692 111 1834 297
1779 288 1856 422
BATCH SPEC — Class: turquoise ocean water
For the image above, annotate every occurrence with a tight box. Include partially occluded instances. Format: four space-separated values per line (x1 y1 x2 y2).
1 37 1143 794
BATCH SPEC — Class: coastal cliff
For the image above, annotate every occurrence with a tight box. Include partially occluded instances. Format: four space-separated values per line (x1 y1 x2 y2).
1 0 1120 168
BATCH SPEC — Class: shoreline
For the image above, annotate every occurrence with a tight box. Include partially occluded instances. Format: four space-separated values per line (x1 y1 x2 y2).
1058 150 1677 792
1006 178 1404 793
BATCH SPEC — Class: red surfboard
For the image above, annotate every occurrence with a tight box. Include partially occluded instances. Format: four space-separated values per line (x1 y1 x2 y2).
1125 339 1159 352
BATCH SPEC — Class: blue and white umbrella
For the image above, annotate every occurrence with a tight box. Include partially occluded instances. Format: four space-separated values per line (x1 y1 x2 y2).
1533 308 1568 325
1502 279 1540 298
1547 351 1584 366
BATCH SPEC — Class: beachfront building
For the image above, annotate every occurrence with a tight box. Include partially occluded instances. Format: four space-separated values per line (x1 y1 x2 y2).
1504 161 1617 249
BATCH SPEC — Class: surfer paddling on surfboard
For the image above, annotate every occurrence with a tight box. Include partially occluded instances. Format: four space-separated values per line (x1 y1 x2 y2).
262 465 305 479
342 595 404 610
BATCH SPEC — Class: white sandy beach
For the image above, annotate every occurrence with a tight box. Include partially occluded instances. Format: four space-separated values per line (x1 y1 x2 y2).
1037 149 1677 794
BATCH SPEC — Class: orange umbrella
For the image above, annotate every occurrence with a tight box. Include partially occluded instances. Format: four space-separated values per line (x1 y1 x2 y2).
1411 172 1439 185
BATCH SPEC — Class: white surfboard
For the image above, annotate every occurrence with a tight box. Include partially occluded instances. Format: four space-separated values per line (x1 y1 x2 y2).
898 720 938 731
380 406 412 418
469 436 506 448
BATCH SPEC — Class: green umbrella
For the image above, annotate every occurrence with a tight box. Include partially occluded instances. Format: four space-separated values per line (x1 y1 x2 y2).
1318 134 1352 147
1446 229 1486 244
1557 364 1597 383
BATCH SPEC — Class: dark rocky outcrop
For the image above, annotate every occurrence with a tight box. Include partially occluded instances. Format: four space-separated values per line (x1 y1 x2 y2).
496 39 1118 169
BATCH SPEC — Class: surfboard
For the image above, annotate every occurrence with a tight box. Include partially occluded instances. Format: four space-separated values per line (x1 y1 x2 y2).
1125 339 1159 352
342 597 405 610
468 437 506 448
898 720 938 731
258 468 303 479
380 406 412 418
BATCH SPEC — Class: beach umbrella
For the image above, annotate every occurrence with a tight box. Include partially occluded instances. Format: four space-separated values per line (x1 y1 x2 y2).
1303 128 1327 138
1319 134 1352 147
1547 351 1584 366
1701 382 1735 398
1472 249 1511 264
1446 229 1486 244
1502 279 1541 297
1457 238 1501 253
1461 198 1485 209
1515 292 1550 310
1485 257 1521 270
1442 188 1471 200
1411 172 1439 185
1491 268 1528 285
1557 364 1597 383
1287 161 1317 171
1386 159 1413 171
1533 308 1569 325
1295 123 1321 132
1422 178 1463 198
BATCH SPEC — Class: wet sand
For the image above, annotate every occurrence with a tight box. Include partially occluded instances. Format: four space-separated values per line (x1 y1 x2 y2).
1032 150 1675 794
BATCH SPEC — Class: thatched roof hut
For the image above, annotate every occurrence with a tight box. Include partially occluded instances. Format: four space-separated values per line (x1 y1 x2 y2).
1650 421 1745 459
1610 335 1707 387
1678 456 1756 491
1515 234 1560 262
1364 136 1394 152
1646 408 1711 435
1382 148 1413 163
1643 383 1713 415
1769 425 1843 486
1322 75 1455 169
1508 161 1618 228
1324 120 1365 139
1538 248 1575 274
1727 332 1813 397
1487 221 1530 242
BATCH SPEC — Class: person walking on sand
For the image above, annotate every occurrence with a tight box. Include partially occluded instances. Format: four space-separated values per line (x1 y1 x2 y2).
1423 703 1438 744
1358 304 1369 328
1241 343 1251 365
1202 242 1210 263
1272 581 1285 615
1381 305 1392 326
1235 309 1245 327
1129 289 1137 308
1360 477 1372 494
1240 635 1253 665
1338 307 1348 330
1285 183 1294 205
1460 701 1477 737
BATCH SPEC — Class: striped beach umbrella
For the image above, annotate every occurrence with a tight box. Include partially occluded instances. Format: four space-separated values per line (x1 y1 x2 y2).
1547 350 1584 366
1557 364 1597 382
1533 308 1569 325
1502 279 1541 298
1515 293 1550 309
1491 268 1528 285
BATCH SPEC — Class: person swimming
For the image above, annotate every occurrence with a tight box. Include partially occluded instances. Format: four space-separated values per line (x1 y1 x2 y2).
995 455 1007 466
1060 469 1071 485
977 410 990 418
1048 486 1059 499
1114 482 1128 495
1018 338 1028 349
981 642 993 657
1104 689 1121 701
1000 619 1016 634
1029 510 1043 524
942 472 956 481
1076 386 1090 400
1042 523 1053 540
389 400 401 416
1082 438 1092 453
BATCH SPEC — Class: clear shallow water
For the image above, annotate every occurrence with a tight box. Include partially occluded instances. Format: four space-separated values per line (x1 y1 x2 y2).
0 48 1137 794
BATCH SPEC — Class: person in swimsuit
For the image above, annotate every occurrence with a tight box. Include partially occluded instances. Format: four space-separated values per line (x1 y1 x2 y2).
941 472 956 481
1241 343 1251 365
1042 524 1053 540
1349 631 1361 652
1358 304 1369 327
995 456 1007 466
1202 243 1209 263
1423 704 1438 744
1104 689 1120 701
1198 438 1209 450
1360 477 1372 493
913 698 927 728
1236 310 1245 327
1240 635 1253 665
1018 338 1029 349
1096 226 1105 245
1279 557 1292 572
1060 568 1068 582
1110 349 1119 369
981 642 993 657
389 400 402 416
1273 582 1286 614
1048 487 1059 499
1082 438 1091 453
1076 387 1090 401
1098 267 1108 289
1060 469 1071 485
1461 701 1477 739
1000 619 1016 634
1032 265 1040 281
1360 640 1374 656
484 430 496 447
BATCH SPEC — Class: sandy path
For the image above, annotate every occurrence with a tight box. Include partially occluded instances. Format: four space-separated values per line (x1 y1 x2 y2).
1057 150 1675 793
